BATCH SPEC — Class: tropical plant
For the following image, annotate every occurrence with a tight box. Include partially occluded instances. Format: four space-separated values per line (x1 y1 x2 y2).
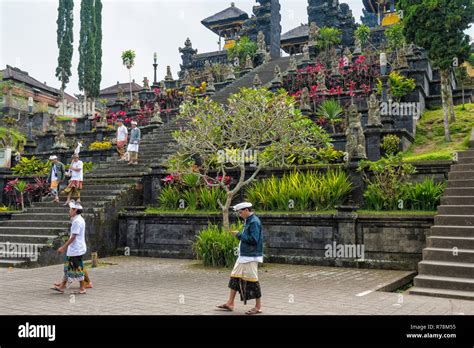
381 134 401 156
227 36 258 66
192 222 242 268
388 71 416 101
89 140 112 150
197 186 227 211
384 23 405 51
400 178 446 211
169 88 331 229
354 24 371 48
182 188 199 211
26 177 50 203
316 99 343 133
316 27 342 50
245 169 351 211
359 155 416 210
122 49 136 99
11 156 50 176
158 186 180 210
13 180 27 210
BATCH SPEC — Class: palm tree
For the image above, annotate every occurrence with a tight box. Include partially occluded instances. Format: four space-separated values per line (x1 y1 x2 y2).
121 50 136 100
316 99 343 133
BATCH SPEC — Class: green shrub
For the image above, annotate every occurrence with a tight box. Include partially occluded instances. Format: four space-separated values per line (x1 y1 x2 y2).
381 134 401 156
198 186 226 211
400 178 445 211
245 169 352 211
192 222 243 268
388 71 416 101
158 186 181 209
11 156 50 176
182 188 199 210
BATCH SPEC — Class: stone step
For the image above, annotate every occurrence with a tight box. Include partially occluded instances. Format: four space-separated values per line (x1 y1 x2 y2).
0 220 69 228
0 234 57 244
441 196 474 205
11 213 69 221
427 235 474 249
0 259 28 268
423 247 474 263
409 286 474 301
63 189 125 196
448 171 474 180
457 150 474 159
437 205 474 215
26 207 98 213
413 274 474 292
84 178 138 185
446 180 474 188
457 157 474 165
444 188 474 196
451 164 474 171
434 214 474 226
71 184 132 190
87 173 147 179
418 260 474 278
0 226 66 236
429 225 474 237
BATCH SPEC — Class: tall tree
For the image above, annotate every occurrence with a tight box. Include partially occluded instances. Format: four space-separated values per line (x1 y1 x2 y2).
78 0 96 101
91 0 102 98
399 0 474 142
55 0 74 99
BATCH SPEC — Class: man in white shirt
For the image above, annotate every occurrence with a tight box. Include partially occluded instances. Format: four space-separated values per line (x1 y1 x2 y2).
116 119 128 161
52 201 88 294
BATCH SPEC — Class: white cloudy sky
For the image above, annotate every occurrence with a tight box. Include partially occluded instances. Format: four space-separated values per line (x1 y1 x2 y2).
0 0 472 96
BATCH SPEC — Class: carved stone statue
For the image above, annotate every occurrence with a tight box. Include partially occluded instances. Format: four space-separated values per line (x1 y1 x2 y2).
143 77 150 90
264 50 271 63
302 44 310 62
182 70 192 86
1 132 13 148
343 47 352 65
288 55 297 72
299 87 311 112
117 85 125 100
225 64 236 82
151 102 163 124
165 66 173 81
48 115 59 133
367 93 382 126
397 45 409 69
244 55 253 70
317 71 326 91
257 30 266 52
206 72 216 93
131 93 140 110
52 128 68 150
353 37 362 55
253 74 262 88
345 104 367 161
308 22 319 46
271 64 283 85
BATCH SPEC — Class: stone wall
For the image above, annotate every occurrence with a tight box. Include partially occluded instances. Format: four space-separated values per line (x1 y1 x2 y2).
118 211 435 270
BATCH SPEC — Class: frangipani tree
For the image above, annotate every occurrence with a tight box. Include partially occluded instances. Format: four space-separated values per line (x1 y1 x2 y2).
168 88 331 229
121 49 136 100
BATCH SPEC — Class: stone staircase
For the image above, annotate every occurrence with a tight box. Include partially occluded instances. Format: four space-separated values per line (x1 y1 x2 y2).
410 149 474 300
212 55 299 105
0 121 183 268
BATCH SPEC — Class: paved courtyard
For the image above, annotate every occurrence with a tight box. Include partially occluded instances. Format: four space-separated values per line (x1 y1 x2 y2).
0 256 472 315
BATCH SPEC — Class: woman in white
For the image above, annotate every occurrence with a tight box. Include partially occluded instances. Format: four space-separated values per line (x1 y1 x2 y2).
63 153 84 205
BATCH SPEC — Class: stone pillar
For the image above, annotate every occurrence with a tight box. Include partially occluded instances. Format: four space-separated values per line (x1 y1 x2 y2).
335 205 358 247
364 125 384 161
346 161 364 207
143 164 168 206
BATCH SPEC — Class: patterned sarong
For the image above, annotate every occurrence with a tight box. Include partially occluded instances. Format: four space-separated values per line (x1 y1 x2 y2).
228 261 261 304
63 255 85 282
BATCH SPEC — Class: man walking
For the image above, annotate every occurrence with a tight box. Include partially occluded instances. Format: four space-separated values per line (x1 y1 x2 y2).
116 119 128 161
127 120 141 165
47 155 65 203
52 200 87 294
217 202 264 315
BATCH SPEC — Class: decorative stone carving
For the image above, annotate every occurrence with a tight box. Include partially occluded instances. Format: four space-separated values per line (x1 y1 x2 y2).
299 87 311 112
308 22 319 46
257 30 266 53
131 93 140 110
165 66 173 81
143 77 150 90
48 115 59 133
206 72 216 93
345 104 367 161
353 37 362 55
343 47 352 65
151 102 163 124
52 128 68 150
271 64 283 85
117 85 125 100
397 45 409 69
264 50 271 63
367 93 382 126
253 74 262 88
244 55 253 70
182 70 192 86
302 44 310 62
288 55 297 72
225 64 236 82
